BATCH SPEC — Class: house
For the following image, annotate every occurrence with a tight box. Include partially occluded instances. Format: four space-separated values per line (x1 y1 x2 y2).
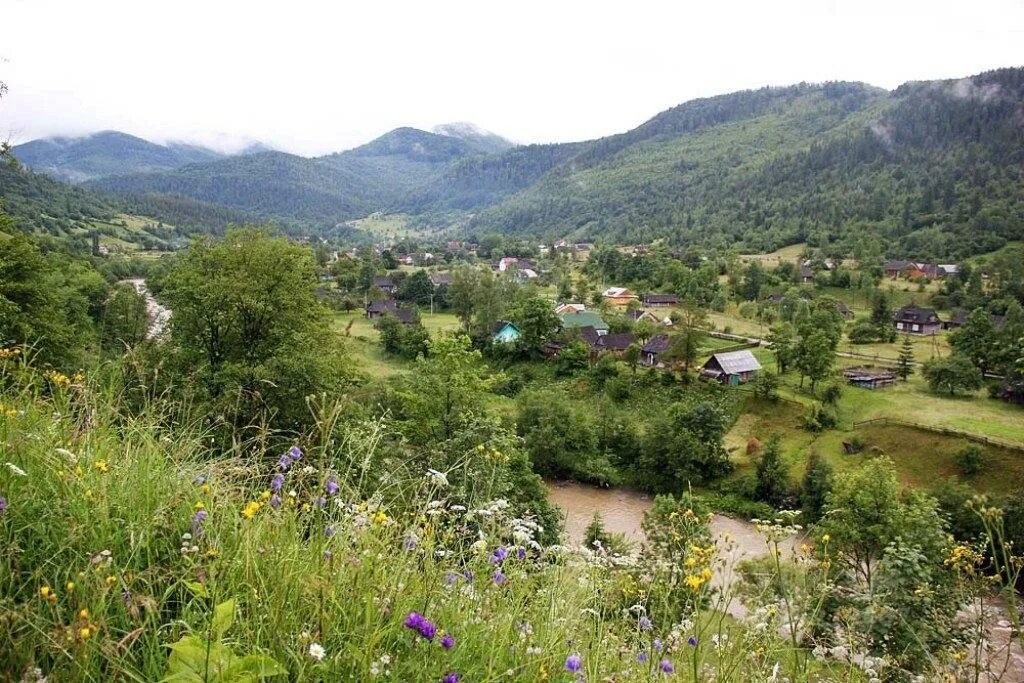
700 350 762 385
373 276 397 294
429 273 454 287
641 334 671 367
498 257 537 273
515 268 539 283
800 266 815 283
602 287 639 308
843 365 896 390
836 301 854 320
560 311 609 335
943 309 1006 331
937 264 959 278
893 307 942 335
883 260 912 279
366 299 399 319
555 303 586 315
642 293 679 308
492 321 521 344
366 299 417 325
577 326 603 348
594 332 636 354
629 309 660 324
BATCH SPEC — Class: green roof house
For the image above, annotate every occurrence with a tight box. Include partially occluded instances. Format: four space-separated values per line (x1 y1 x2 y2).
560 311 609 333
492 321 521 344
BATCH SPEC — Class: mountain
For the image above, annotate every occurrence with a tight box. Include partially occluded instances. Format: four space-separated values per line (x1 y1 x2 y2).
11 131 226 183
432 122 516 154
448 68 1024 259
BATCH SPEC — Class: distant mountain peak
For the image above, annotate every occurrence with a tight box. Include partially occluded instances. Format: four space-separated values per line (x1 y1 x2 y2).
432 122 515 154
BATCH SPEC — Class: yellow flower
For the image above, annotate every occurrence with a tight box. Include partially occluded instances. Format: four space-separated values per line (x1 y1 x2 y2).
194 501 205 510
821 534 830 543
84 489 94 500
242 501 261 519
260 490 271 502
75 466 84 476
201 484 211 495
93 460 108 473
66 581 75 592
684 557 697 569
105 575 117 586
78 608 89 619
79 627 91 640
685 574 703 591
373 510 389 525
701 567 713 581
40 586 51 598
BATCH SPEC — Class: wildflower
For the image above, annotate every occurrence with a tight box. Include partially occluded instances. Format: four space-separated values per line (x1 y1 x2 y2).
289 446 303 460
6 462 26 477
194 475 206 485
0 496 7 516
441 633 455 650
685 574 703 591
445 572 458 585
308 642 325 661
277 454 293 471
80 626 92 639
324 526 336 538
427 469 449 487
659 659 674 674
491 546 509 564
93 460 109 473
323 549 333 560
271 473 285 492
403 534 418 550
325 475 340 495
463 568 474 582
201 484 212 495
687 635 698 647
314 496 326 508
517 547 526 560
78 608 89 619
653 639 663 651
565 653 582 672
66 581 75 592
194 501 205 510
105 575 117 586
242 501 261 519
442 674 460 683
493 570 506 585
39 586 50 599
373 510 389 525
637 651 649 663
639 615 652 631
404 612 438 641
194 509 208 524
821 534 830 543
269 494 282 508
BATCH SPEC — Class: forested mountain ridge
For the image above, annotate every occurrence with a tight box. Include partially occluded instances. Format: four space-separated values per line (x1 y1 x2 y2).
461 68 1024 258
11 131 226 183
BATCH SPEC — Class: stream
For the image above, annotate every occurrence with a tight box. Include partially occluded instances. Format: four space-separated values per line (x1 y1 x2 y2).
123 278 171 338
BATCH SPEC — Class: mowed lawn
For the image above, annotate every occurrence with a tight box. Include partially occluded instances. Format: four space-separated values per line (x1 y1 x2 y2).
330 309 463 377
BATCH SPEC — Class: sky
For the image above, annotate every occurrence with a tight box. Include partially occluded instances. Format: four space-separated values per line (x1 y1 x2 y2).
1 0 1022 156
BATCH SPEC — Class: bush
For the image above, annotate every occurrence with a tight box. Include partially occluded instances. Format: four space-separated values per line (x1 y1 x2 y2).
954 444 985 476
848 321 887 344
803 404 837 432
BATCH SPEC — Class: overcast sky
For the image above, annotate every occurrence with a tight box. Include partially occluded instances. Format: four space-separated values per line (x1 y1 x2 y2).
1 0 1022 156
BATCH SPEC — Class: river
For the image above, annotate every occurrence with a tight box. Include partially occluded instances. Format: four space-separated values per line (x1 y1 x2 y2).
123 278 171 338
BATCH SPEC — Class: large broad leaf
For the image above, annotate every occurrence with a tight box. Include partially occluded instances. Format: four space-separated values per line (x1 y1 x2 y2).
223 654 288 680
212 599 236 639
184 581 210 599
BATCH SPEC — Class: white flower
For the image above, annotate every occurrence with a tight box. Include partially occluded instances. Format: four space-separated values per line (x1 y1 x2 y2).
379 654 391 665
308 642 326 661
5 462 26 477
426 469 449 487
55 448 77 460
301 465 317 475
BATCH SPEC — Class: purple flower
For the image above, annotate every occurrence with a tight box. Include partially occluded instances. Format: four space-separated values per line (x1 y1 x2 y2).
687 635 698 647
653 638 663 651
639 615 652 631
419 620 437 641
565 653 582 672
0 495 6 516
194 475 206 485
636 651 649 663
403 535 418 550
271 473 285 492
121 588 133 605
191 510 207 537
445 572 458 585
440 633 455 650
492 570 506 585
324 525 336 538
277 454 292 471
193 509 207 524
325 475 340 496
289 446 302 460
323 549 334 560
314 496 326 508
269 494 282 508
659 659 674 674
442 674 460 683
517 547 526 560
404 612 437 641
490 546 509 564
463 569 474 582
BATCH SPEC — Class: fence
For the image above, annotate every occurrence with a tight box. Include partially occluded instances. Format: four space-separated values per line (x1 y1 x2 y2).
851 417 1024 453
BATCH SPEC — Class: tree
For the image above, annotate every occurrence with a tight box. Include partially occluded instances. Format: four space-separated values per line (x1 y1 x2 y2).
896 335 915 380
638 401 733 490
765 324 796 374
949 308 997 375
448 267 478 331
160 228 350 431
100 283 150 355
555 339 590 377
507 294 560 358
397 270 434 307
752 369 780 401
800 452 833 523
795 329 834 391
754 434 787 506
405 333 493 441
921 354 983 395
738 261 766 301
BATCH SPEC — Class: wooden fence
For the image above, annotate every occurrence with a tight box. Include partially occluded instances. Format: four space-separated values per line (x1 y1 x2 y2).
851 417 1024 453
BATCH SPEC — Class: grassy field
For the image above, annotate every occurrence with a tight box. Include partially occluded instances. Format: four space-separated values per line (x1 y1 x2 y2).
331 309 463 378
737 243 807 268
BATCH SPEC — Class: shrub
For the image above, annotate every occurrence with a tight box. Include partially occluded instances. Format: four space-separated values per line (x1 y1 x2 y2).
954 444 985 476
803 404 837 432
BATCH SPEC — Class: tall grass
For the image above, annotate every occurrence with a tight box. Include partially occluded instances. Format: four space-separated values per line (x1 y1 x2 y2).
0 357 1019 681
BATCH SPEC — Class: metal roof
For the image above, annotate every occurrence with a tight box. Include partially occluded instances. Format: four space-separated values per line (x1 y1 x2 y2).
710 349 762 374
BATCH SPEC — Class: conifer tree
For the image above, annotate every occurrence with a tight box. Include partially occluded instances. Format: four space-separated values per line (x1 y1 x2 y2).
896 335 915 380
